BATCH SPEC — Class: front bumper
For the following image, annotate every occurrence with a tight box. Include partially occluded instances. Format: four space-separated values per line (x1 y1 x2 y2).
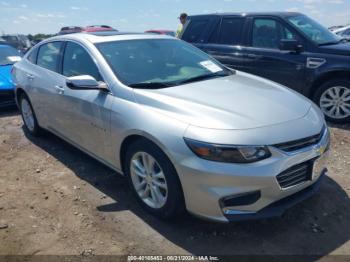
0 89 16 107
224 169 326 222
176 126 330 223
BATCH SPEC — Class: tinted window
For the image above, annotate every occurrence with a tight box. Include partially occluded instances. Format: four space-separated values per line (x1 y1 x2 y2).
27 48 38 64
63 42 101 81
37 42 62 72
182 19 210 43
343 28 350 36
252 18 298 49
214 17 244 45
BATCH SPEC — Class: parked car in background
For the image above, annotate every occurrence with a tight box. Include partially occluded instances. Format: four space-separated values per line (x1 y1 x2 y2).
333 25 350 41
145 30 176 37
58 26 84 35
180 12 350 123
0 37 8 44
0 44 21 107
58 25 117 35
2 34 32 54
329 25 344 32
84 25 117 33
12 32 329 222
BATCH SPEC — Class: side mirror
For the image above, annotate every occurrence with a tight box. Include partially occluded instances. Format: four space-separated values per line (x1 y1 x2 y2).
66 75 108 91
280 39 303 53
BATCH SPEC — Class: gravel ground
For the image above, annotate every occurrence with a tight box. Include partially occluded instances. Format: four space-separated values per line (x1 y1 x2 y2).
0 108 349 258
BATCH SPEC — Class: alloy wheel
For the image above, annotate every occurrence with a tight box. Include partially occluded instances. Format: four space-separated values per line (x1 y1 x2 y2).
320 86 350 119
21 98 35 132
130 152 168 209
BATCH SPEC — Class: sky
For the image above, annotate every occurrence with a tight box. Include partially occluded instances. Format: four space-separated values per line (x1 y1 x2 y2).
0 0 349 35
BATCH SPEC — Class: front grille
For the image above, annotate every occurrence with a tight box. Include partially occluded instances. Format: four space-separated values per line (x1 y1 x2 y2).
277 160 313 189
274 126 325 152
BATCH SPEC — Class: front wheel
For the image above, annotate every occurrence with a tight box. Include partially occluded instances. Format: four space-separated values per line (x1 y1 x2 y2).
124 139 185 219
313 79 350 123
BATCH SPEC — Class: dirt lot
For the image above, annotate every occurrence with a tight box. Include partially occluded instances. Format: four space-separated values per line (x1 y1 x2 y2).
0 107 350 258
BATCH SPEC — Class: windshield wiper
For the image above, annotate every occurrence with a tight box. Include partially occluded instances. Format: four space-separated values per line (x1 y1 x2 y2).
128 82 174 89
175 71 231 85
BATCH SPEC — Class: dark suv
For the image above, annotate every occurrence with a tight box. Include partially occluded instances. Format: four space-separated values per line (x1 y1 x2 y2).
180 12 350 123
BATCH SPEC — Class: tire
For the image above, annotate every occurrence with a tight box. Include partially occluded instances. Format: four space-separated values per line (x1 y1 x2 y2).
19 93 41 136
313 78 350 124
124 139 185 219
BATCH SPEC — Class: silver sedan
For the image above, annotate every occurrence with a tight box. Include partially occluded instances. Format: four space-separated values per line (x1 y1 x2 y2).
12 32 330 222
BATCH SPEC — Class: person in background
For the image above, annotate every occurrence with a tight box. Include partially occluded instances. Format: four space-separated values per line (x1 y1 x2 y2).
176 13 188 38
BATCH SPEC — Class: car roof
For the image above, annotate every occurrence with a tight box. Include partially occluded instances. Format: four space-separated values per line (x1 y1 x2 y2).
43 31 176 44
189 11 302 18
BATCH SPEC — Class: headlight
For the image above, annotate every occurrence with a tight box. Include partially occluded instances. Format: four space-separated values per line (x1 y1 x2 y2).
184 138 271 163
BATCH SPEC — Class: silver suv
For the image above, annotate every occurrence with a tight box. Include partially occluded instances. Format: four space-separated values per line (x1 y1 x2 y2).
12 32 330 222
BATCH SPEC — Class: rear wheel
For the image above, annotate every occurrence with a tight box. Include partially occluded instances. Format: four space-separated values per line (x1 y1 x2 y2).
313 79 350 123
124 139 185 219
19 94 41 136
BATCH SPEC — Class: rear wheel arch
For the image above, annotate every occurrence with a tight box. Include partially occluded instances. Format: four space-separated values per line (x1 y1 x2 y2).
15 87 27 106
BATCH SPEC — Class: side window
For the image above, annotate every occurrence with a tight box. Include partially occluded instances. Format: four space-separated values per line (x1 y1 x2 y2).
182 19 210 43
27 48 38 64
252 18 297 49
63 42 102 81
213 17 244 45
344 28 350 36
37 42 62 72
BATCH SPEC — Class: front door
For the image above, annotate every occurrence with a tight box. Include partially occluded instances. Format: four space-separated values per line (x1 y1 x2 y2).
54 41 112 162
244 17 307 92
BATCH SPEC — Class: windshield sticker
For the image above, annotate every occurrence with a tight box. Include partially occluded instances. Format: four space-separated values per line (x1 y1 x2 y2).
199 60 223 73
7 56 22 62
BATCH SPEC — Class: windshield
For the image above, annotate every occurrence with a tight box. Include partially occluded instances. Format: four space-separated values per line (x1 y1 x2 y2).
0 45 21 65
96 39 231 88
287 15 341 45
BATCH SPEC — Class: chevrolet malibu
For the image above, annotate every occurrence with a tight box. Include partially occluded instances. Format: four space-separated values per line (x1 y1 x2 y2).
12 32 330 222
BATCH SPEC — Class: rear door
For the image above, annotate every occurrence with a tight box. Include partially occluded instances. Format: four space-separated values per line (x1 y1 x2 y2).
182 16 249 71
243 16 307 92
201 16 248 71
25 41 65 129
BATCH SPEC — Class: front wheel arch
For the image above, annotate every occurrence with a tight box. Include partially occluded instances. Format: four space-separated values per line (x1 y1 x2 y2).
310 70 350 98
123 137 186 219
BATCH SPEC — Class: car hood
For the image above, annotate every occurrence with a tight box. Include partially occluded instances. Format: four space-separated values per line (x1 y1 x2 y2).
133 71 312 130
318 42 350 56
0 65 14 90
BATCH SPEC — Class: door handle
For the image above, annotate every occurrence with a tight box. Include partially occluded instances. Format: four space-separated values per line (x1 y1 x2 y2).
26 73 35 80
54 85 64 94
